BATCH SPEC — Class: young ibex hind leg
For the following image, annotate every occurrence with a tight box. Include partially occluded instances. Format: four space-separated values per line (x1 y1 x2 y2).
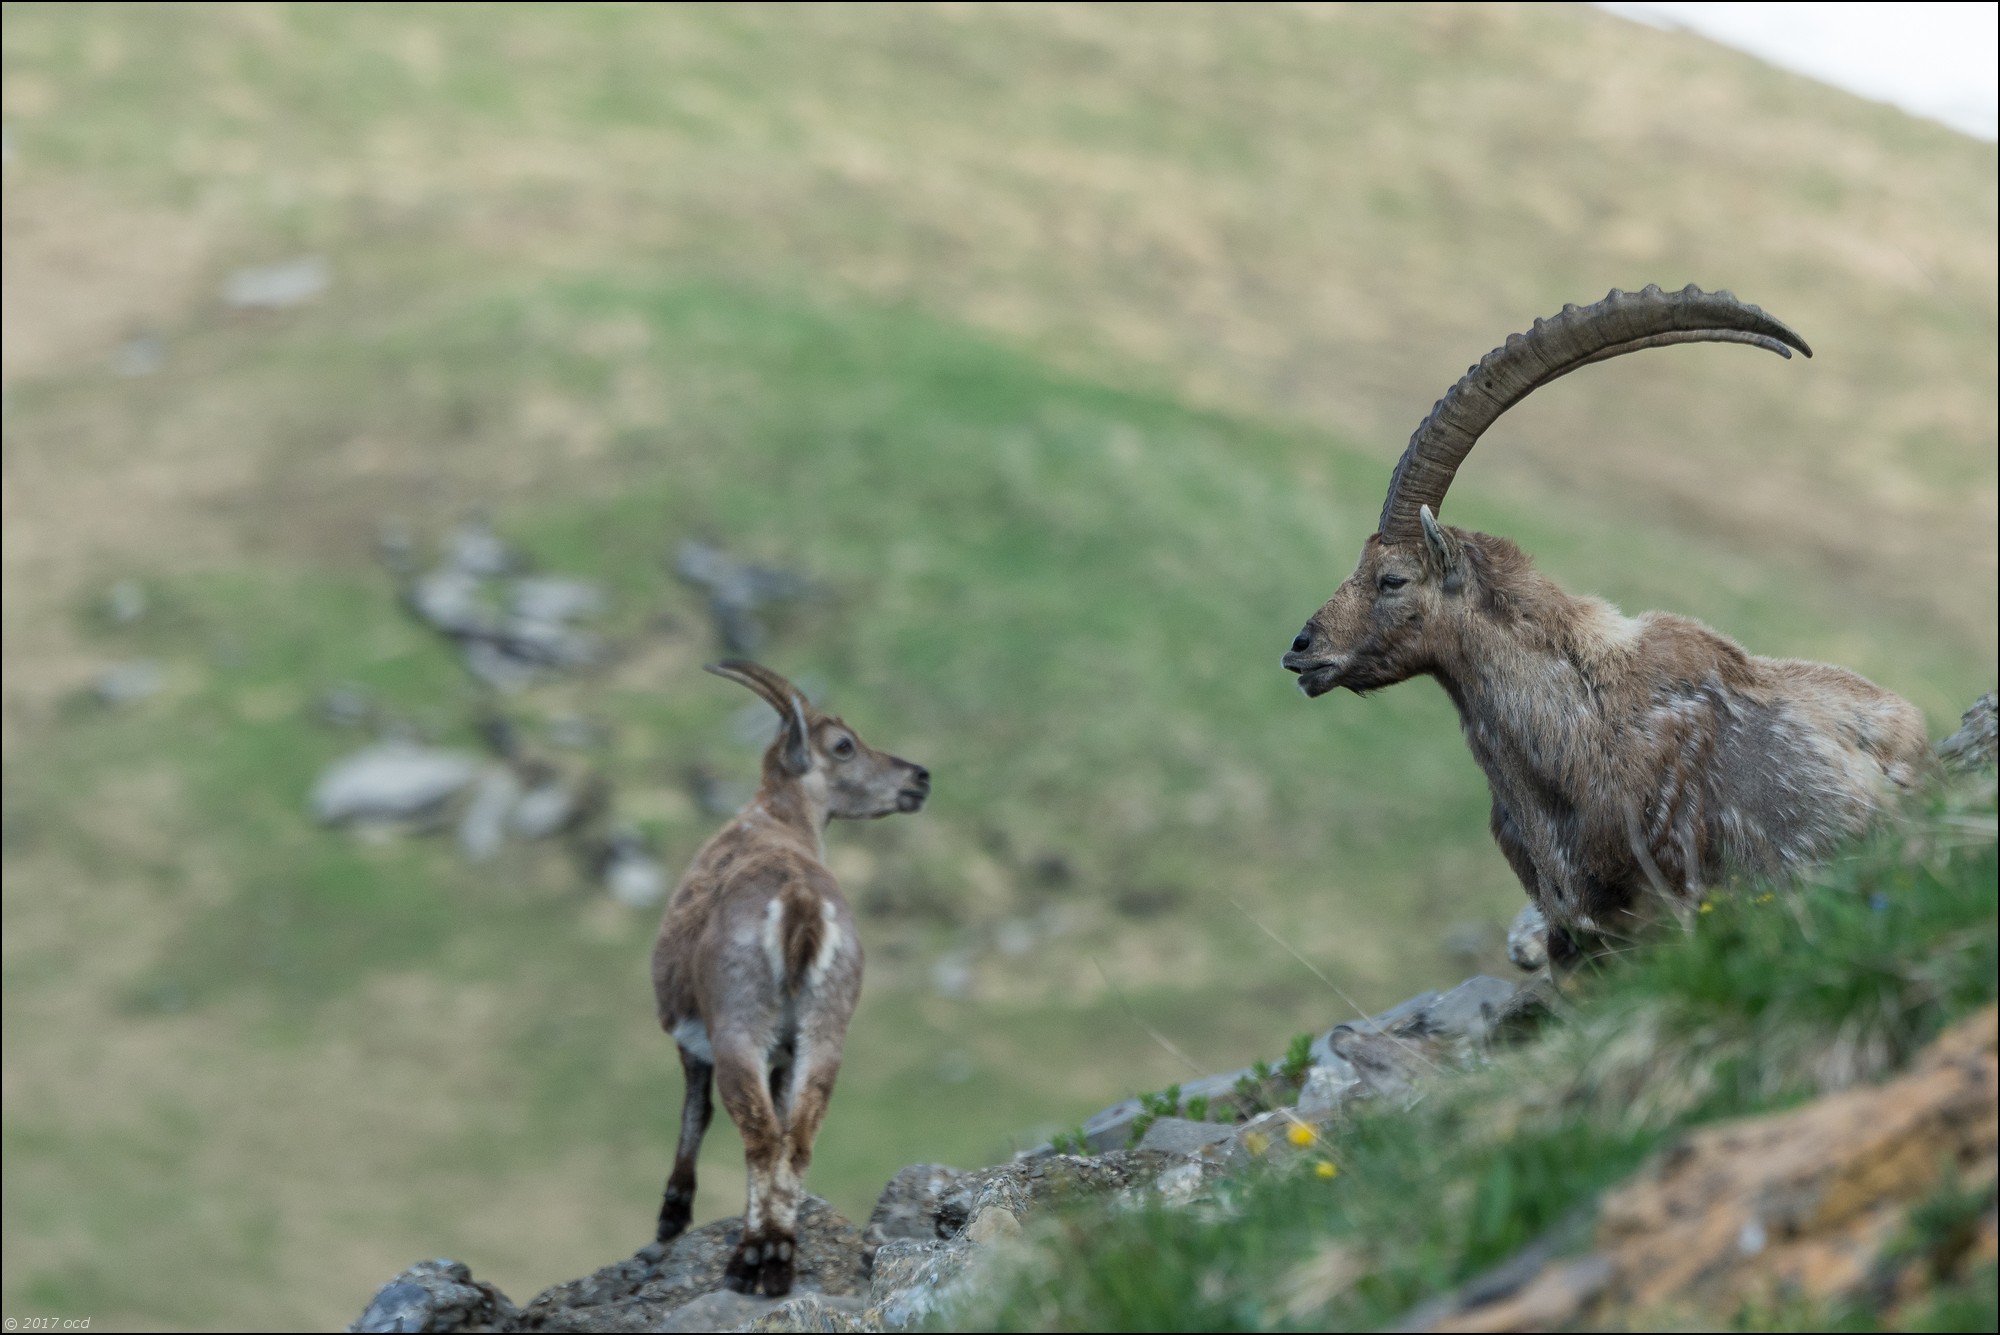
716 1048 796 1296
656 1044 713 1244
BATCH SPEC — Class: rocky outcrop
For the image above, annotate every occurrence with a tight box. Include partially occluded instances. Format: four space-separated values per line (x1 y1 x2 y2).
1404 1005 2000 1332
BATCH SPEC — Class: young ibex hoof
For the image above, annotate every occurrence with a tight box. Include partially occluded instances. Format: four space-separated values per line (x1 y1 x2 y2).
723 1233 796 1296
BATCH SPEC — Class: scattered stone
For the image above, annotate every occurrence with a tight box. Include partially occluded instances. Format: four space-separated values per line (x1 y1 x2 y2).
457 767 521 862
862 1164 964 1274
689 765 754 818
1294 1060 1362 1122
459 639 540 692
94 660 164 705
547 714 603 750
319 684 374 730
930 952 973 1000
104 579 147 624
993 918 1036 958
674 539 813 655
311 742 480 826
508 771 592 840
350 1257 521 1334
1938 693 1997 772
1136 1117 1236 1157
511 576 604 623
866 1239 976 1330
224 255 330 310
1112 885 1183 919
1078 1066 1253 1153
601 830 668 908
444 517 522 579
407 569 501 638
1154 1160 1209 1207
1506 902 1550 972
110 332 165 377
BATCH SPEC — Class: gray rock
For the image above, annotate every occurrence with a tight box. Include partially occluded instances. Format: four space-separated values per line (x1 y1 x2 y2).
351 1258 521 1333
930 952 973 1000
674 540 813 655
604 845 667 908
520 1195 864 1333
311 743 480 826
1135 1117 1235 1157
862 1163 967 1267
94 660 164 705
320 684 374 729
932 1150 1172 1239
224 255 330 310
510 576 604 623
459 639 540 692
408 569 500 638
509 777 581 840
1420 975 1521 1047
457 767 521 862
1079 1066 1253 1152
1507 902 1550 972
104 579 147 623
111 332 165 377
867 1239 974 1330
1294 1059 1363 1122
1939 693 1997 773
1154 1160 1209 1207
445 518 519 579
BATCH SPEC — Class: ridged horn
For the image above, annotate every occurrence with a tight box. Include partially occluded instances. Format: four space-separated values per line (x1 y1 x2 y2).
1377 284 1810 544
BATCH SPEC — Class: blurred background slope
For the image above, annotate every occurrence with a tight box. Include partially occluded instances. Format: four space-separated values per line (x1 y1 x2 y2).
1 3 1993 1328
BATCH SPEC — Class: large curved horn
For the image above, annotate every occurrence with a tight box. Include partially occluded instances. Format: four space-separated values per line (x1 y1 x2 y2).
1377 284 1810 544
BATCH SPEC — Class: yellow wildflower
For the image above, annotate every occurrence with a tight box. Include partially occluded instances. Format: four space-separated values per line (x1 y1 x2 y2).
1286 1122 1318 1148
1699 902 1714 914
1315 1161 1338 1180
1244 1131 1271 1156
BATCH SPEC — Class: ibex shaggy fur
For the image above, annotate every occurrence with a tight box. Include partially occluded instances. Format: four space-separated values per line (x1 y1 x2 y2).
651 661 930 1296
1282 286 1930 951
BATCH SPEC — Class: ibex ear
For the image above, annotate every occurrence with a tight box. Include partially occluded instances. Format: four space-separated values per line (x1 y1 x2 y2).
1418 505 1463 590
780 694 813 776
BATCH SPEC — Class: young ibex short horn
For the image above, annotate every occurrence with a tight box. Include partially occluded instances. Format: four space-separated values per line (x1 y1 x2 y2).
651 661 930 1296
1281 285 1931 954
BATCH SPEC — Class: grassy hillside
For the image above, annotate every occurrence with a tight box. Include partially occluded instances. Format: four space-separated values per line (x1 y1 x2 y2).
2 4 1994 1328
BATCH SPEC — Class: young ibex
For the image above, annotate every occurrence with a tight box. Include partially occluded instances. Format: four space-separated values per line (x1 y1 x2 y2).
1281 286 1930 950
651 661 930 1295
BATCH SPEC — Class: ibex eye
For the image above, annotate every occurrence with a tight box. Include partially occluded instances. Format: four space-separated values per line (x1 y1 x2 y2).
832 738 855 759
1379 574 1408 592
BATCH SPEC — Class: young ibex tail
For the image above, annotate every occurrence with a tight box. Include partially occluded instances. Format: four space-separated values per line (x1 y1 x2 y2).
1281 285 1931 954
650 661 930 1296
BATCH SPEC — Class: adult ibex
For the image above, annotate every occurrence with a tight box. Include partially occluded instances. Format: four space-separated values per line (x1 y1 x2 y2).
651 661 930 1295
1281 286 1930 951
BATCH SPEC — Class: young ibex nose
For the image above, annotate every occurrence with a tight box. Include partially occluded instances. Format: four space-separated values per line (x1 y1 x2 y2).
910 765 931 787
1292 630 1313 654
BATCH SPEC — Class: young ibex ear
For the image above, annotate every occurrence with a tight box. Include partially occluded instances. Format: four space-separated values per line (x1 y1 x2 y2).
1418 505 1464 591
705 660 815 774
780 694 812 776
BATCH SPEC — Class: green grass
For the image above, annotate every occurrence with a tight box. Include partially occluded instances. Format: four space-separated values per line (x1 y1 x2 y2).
960 775 2000 1331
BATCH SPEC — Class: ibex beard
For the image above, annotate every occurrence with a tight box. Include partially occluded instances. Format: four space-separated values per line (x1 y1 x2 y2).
1283 286 1931 953
650 661 929 1296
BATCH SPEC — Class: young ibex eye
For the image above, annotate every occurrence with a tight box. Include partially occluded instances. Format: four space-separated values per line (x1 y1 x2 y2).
832 736 856 760
1379 574 1409 592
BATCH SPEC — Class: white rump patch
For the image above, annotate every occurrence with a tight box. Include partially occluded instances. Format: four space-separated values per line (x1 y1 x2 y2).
761 897 786 984
805 898 842 990
671 1017 713 1063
